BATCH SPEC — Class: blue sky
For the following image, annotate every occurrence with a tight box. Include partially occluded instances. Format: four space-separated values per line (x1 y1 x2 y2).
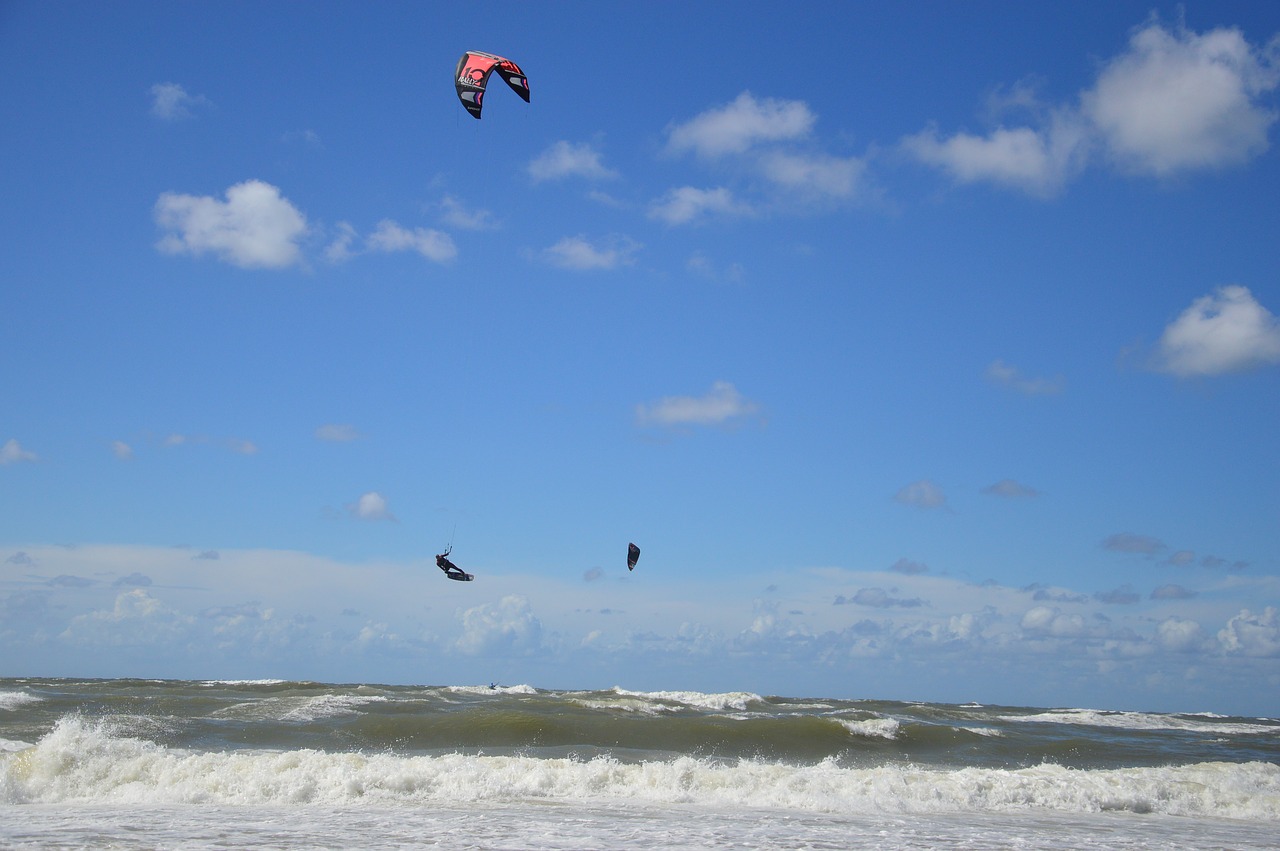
2 1 1279 715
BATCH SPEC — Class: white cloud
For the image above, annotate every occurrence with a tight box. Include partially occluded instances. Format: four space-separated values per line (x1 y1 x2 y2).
528 141 618 182
903 116 1087 196
1157 616 1205 652
315 424 361 442
1217 607 1280 656
149 82 210 120
111 441 134 460
635 381 760 427
324 222 358 263
1020 605 1088 638
1 438 37 465
894 479 947 510
756 151 866 199
348 491 395 522
455 595 544 656
1155 285 1280 376
367 220 457 263
985 359 1064 394
648 186 751 226
666 92 815 158
437 196 498 230
61 590 196 648
542 234 640 270
1083 21 1280 175
904 19 1279 194
154 180 308 269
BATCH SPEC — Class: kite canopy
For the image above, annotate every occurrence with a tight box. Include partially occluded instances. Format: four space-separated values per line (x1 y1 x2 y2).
627 543 640 571
455 50 529 119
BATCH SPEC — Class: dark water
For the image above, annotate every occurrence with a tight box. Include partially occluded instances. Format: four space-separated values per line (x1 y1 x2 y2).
3 677 1275 768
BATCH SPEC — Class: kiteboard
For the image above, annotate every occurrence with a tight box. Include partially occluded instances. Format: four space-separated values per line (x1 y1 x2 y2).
446 571 474 582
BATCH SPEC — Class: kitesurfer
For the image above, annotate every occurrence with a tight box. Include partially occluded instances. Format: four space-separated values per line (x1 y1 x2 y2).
436 548 468 581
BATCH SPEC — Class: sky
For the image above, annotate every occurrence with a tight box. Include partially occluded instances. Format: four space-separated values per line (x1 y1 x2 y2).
2 1 1279 716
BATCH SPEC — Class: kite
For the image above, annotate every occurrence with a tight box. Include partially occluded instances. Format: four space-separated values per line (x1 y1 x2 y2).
454 50 529 119
627 543 640 571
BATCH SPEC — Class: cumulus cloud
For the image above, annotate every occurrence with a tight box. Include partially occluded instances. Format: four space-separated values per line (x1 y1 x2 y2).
1157 616 1205 652
528 140 618 182
1155 285 1280 377
367 219 457 263
437 196 498 230
1020 605 1088 638
665 92 815 158
903 116 1087 196
756 151 866 199
1 438 37 465
1083 21 1280 175
1217 607 1280 656
61 590 195 648
455 595 544 656
648 186 751 226
904 19 1280 194
542 234 641 270
985 359 1064 395
982 479 1041 499
149 82 210 120
635 380 760 428
154 180 308 269
348 491 396 522
894 479 947 510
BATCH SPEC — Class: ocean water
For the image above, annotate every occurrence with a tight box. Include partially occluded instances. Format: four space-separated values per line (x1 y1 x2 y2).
1 679 1277 849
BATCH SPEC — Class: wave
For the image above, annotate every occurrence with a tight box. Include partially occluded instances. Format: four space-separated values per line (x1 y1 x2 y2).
0 691 42 712
607 688 765 713
2 717 1277 820
209 693 390 724
1007 709 1280 737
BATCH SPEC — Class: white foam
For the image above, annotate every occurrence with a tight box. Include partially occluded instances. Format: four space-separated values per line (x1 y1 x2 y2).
445 684 539 696
1007 709 1280 737
0 691 42 712
609 688 765 712
210 694 387 723
836 717 901 739
4 717 1278 820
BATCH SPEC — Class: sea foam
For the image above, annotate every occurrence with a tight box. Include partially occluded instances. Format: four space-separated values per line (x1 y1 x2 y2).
4 716 1278 820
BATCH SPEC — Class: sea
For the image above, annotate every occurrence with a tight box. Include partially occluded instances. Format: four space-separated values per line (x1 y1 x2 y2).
1 678 1277 849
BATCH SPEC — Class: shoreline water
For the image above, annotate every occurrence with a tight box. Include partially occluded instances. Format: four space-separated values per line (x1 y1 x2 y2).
2 677 1277 849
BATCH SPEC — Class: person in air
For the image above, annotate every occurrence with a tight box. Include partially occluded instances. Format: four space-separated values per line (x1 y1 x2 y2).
436 549 467 580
